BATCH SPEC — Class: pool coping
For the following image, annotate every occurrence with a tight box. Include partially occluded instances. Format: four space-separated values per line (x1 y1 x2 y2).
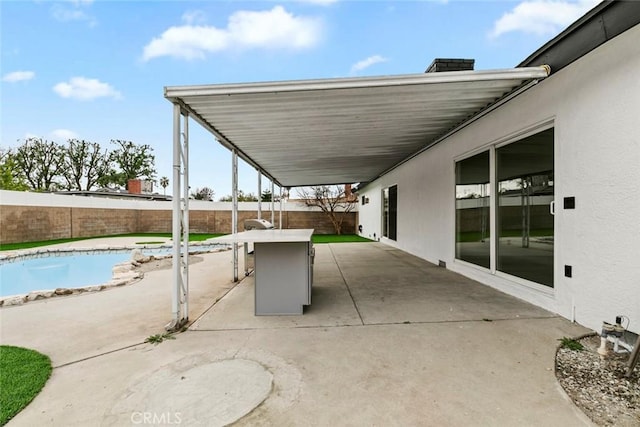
0 243 231 307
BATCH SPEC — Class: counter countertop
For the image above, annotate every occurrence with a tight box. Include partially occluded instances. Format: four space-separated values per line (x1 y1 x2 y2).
207 229 314 244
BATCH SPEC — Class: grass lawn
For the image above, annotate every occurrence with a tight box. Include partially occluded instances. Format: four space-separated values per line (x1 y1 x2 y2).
0 233 223 251
312 234 372 244
0 346 52 426
0 232 370 251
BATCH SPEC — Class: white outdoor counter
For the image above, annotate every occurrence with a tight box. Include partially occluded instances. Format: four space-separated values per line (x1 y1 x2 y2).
209 229 314 315
211 229 314 244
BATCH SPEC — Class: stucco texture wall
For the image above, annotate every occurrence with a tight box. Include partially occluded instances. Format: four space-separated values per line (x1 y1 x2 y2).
357 24 640 333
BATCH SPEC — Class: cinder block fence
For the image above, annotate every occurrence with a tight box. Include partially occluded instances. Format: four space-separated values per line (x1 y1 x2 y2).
0 191 357 244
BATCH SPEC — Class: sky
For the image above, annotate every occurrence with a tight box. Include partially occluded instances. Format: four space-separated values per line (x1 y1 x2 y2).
1 0 600 198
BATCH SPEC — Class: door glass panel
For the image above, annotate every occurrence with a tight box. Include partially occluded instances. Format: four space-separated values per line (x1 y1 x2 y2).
382 185 397 240
496 128 554 287
389 185 397 240
383 188 389 238
455 151 490 268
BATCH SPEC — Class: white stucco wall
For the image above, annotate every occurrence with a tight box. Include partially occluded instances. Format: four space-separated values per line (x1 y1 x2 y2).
358 24 640 333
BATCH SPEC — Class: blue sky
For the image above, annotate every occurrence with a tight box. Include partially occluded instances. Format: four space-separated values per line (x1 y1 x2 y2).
1 0 599 198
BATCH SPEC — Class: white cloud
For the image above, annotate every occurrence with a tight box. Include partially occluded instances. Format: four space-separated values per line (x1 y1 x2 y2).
296 0 339 5
51 0 97 26
2 71 35 83
182 10 207 25
350 55 388 74
53 77 122 101
51 129 79 141
490 0 600 38
142 6 322 61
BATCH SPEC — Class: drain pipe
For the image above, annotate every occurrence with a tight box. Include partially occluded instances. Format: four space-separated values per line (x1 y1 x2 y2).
598 321 627 359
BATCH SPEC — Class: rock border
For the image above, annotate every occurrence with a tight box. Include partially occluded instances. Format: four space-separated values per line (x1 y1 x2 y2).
0 243 230 307
555 333 640 426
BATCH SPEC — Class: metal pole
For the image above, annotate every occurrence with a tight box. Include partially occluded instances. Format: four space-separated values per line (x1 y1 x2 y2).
170 104 182 330
181 113 189 321
257 170 262 220
271 181 275 225
279 186 283 229
489 146 497 274
232 150 239 282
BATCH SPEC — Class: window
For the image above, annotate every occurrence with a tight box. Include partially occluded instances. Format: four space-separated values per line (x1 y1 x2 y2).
497 128 554 287
383 185 397 240
455 151 490 268
454 127 555 288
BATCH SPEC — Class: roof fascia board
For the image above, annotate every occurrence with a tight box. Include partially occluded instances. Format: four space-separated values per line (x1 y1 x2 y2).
518 1 640 73
164 67 549 98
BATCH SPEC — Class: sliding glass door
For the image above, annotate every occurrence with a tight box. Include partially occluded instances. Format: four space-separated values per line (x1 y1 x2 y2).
496 129 554 287
455 151 490 268
455 127 554 288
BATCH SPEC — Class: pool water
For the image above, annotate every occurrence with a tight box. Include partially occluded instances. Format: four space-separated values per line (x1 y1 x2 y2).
0 253 131 297
0 244 228 298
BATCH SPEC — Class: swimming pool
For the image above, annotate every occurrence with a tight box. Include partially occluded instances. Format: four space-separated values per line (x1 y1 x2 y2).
0 252 131 297
0 243 229 299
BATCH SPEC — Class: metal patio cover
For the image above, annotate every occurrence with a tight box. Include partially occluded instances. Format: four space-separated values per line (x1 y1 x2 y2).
165 67 549 188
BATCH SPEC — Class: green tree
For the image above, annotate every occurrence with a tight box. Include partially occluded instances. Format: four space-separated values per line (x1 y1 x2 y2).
219 190 258 202
100 140 156 189
261 189 272 202
14 138 65 191
61 139 111 191
0 148 29 191
159 176 169 196
191 187 214 201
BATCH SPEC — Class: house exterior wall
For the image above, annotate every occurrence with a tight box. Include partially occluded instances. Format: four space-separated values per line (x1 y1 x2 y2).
358 24 640 334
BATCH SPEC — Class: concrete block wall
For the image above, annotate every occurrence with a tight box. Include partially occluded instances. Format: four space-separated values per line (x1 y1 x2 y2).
0 192 358 244
1 206 71 242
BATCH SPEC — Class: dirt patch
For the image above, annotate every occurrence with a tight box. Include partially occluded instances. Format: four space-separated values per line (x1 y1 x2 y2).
134 254 204 273
556 334 639 426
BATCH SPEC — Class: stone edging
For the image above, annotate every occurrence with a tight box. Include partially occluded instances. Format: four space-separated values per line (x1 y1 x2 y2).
0 243 230 307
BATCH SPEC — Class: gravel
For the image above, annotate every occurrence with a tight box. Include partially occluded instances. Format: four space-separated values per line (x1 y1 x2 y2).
555 334 639 426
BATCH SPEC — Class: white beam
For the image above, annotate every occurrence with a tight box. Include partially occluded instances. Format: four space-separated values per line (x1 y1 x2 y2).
279 186 283 230
257 170 262 219
181 113 189 319
169 104 189 331
232 150 239 282
271 181 275 225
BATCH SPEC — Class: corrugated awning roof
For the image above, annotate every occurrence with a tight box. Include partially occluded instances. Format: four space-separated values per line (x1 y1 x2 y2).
165 67 549 188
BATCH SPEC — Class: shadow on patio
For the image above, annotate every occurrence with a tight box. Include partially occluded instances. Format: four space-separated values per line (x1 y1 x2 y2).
191 242 558 331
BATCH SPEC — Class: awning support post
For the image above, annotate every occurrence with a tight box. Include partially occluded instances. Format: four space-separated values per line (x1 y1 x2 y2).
271 181 275 225
232 150 239 282
257 170 262 220
168 104 189 331
279 186 283 229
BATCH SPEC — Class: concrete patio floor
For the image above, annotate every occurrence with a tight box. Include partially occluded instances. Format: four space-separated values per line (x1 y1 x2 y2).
0 241 593 426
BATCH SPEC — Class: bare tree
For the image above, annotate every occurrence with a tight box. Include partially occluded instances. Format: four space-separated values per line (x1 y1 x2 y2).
14 137 65 191
296 185 357 234
61 139 111 191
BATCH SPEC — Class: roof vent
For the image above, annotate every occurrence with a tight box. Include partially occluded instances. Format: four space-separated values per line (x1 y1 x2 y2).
425 58 475 73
